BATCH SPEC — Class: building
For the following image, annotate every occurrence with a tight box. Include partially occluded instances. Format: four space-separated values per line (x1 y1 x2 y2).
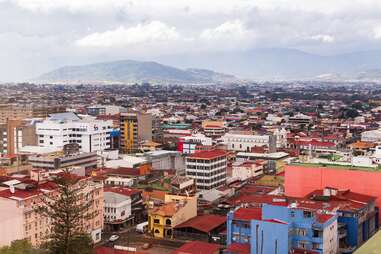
202 120 226 138
0 119 37 155
148 194 197 238
139 150 185 171
0 175 104 247
36 112 113 153
226 204 338 254
185 150 227 190
28 151 98 170
120 112 152 153
288 113 313 125
0 104 65 124
86 105 121 116
221 133 271 152
178 134 213 154
361 129 381 143
231 160 265 181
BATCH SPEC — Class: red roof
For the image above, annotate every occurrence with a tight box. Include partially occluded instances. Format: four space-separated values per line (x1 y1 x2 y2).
225 243 251 254
0 181 56 200
188 149 227 159
95 247 147 254
316 214 334 223
104 186 141 197
291 140 336 147
234 207 262 221
174 214 226 233
172 241 222 254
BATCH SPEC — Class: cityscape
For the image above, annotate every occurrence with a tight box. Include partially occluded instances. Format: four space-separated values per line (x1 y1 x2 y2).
1 1 381 254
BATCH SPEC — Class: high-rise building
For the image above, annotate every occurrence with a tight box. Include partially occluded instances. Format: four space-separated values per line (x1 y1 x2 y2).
0 119 37 155
185 150 227 190
120 112 152 153
36 112 113 153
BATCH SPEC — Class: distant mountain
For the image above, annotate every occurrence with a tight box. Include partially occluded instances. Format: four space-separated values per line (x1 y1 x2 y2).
155 48 381 81
36 60 238 84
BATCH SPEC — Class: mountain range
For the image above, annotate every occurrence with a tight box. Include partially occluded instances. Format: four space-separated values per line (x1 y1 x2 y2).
35 48 381 83
36 60 238 84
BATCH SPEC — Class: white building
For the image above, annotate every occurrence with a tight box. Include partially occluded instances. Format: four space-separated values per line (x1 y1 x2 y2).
36 112 113 153
139 150 185 171
104 190 132 224
185 150 227 190
179 134 213 154
232 160 265 181
221 133 270 152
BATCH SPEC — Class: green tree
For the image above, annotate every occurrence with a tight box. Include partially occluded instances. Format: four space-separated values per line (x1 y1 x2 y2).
35 173 95 254
0 240 43 254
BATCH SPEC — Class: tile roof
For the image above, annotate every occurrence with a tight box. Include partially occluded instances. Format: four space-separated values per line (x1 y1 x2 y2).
172 241 222 254
234 207 262 221
174 214 226 233
225 243 251 254
188 149 227 159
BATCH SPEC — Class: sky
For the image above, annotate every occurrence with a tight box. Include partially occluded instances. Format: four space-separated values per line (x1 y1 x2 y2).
1 0 381 81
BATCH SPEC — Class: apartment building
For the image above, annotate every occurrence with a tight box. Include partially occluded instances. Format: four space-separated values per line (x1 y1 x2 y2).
185 150 227 190
120 112 152 153
36 112 113 153
0 175 104 247
0 104 65 124
28 151 98 170
0 119 37 155
226 203 338 254
86 105 122 116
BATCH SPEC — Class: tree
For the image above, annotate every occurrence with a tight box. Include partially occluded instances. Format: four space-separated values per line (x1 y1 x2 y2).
0 240 43 254
35 173 95 254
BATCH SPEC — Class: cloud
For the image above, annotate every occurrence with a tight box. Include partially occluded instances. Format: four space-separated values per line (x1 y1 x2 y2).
373 26 381 39
76 21 180 47
310 34 335 43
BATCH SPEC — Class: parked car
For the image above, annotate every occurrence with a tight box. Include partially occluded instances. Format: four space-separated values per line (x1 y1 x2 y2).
109 235 120 242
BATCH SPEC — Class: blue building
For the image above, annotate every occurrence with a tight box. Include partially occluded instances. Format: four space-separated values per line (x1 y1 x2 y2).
226 203 338 254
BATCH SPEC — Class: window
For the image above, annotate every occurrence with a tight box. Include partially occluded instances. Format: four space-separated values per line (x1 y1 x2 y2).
303 211 313 218
154 219 160 224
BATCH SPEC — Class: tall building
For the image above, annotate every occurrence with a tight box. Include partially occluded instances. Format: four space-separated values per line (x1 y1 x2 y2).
0 175 104 247
185 150 227 190
0 119 37 155
0 104 65 124
120 112 152 153
36 112 113 153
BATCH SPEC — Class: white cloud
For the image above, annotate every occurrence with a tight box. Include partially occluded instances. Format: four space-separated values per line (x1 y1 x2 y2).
76 21 180 47
373 26 381 39
200 20 255 49
310 34 335 43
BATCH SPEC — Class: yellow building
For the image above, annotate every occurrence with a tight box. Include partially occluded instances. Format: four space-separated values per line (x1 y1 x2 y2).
148 194 197 238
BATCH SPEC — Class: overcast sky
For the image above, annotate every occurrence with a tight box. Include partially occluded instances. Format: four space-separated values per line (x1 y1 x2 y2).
1 0 381 81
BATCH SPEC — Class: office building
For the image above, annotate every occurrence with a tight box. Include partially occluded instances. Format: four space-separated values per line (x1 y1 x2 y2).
120 112 152 153
185 150 227 190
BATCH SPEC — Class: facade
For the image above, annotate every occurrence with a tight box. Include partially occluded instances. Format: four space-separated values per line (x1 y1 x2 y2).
86 105 121 116
36 113 113 153
140 150 185 171
201 120 226 138
0 176 104 247
361 129 381 143
178 134 213 154
103 188 133 230
28 151 98 170
226 204 338 254
148 194 197 238
185 150 227 190
120 112 152 154
231 160 265 181
221 133 271 152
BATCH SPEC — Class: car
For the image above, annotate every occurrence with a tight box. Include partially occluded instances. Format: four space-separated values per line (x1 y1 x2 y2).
109 235 120 242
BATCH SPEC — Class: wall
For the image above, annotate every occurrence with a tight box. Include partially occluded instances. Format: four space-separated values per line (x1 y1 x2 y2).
285 165 381 220
0 199 24 247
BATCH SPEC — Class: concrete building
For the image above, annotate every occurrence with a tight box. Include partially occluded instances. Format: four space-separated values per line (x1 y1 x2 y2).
361 129 381 143
185 150 227 190
0 119 37 155
178 134 213 154
0 104 65 124
36 112 113 153
28 151 98 170
201 120 226 138
231 160 265 181
86 105 122 116
139 150 185 171
0 175 104 247
120 112 152 154
221 133 272 152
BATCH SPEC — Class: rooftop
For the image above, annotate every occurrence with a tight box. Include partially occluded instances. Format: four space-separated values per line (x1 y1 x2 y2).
172 241 222 254
188 149 227 159
174 214 226 233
